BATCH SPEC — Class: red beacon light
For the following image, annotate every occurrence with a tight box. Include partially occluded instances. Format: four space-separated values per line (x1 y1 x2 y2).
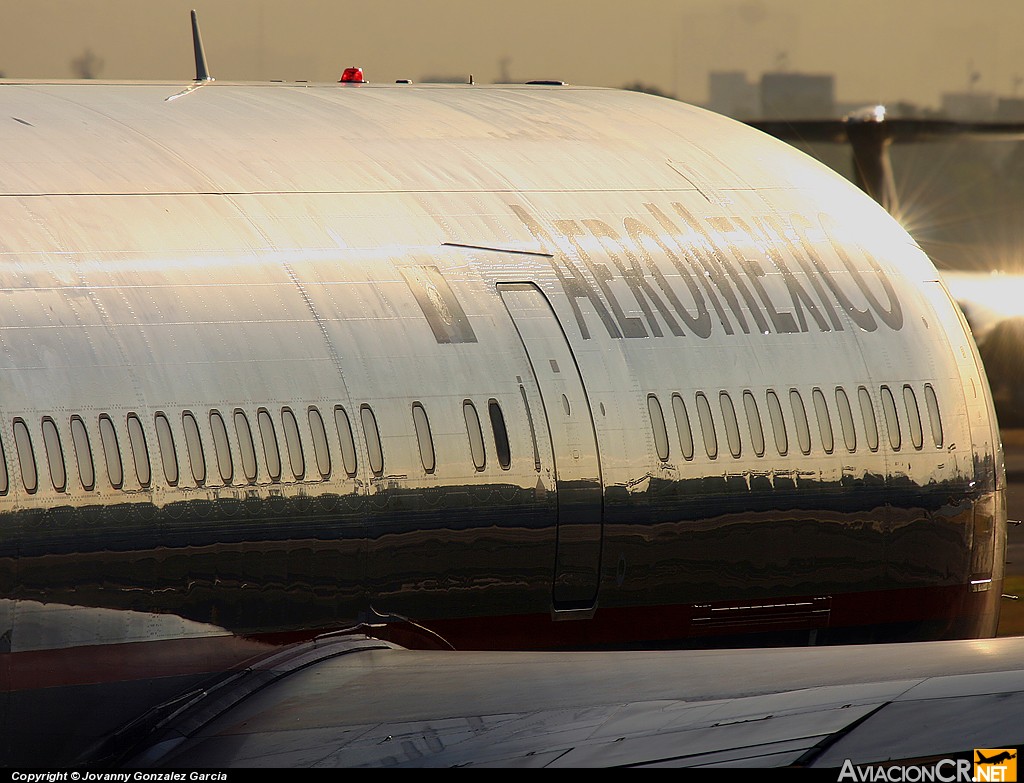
339 67 367 84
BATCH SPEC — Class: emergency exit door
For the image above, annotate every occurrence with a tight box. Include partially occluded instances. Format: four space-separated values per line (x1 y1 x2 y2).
499 283 603 608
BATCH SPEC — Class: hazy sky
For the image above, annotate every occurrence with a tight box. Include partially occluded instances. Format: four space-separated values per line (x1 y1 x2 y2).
2 0 1023 108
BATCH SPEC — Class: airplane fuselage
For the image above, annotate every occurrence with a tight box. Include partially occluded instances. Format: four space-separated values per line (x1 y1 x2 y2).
0 81 1006 765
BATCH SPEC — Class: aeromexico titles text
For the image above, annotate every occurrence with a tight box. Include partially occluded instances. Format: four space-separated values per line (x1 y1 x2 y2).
512 203 904 340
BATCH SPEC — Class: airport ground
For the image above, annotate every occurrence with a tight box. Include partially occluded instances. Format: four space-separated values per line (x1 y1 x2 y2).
997 429 1024 635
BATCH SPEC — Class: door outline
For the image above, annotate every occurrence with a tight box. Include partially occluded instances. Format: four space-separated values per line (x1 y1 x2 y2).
499 282 604 610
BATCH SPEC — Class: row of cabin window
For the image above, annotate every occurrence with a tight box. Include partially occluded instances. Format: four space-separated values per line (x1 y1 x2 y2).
647 384 943 462
0 398 515 495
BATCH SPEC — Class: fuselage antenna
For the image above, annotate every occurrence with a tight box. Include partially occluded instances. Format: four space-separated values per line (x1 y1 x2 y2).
191 9 214 82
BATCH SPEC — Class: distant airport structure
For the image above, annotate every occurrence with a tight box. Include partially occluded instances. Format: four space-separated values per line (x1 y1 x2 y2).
706 72 760 119
760 72 834 118
709 70 1024 123
709 70 836 120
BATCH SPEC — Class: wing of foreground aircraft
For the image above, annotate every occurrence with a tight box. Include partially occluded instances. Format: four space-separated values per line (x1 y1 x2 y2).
122 634 1024 768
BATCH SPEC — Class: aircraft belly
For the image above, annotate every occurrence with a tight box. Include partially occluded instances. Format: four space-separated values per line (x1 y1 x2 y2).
361 485 557 624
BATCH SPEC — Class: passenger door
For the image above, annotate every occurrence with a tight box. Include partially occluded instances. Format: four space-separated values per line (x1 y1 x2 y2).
499 283 603 609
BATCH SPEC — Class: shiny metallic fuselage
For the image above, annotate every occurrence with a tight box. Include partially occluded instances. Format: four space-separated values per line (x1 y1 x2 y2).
0 82 1005 764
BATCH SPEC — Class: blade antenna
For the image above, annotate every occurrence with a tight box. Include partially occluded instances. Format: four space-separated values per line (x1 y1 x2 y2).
191 9 214 82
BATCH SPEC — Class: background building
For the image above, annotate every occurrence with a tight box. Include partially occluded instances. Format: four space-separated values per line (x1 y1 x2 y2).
759 72 835 118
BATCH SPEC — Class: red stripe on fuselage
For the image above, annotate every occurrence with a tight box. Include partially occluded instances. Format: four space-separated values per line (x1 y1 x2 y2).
3 580 998 693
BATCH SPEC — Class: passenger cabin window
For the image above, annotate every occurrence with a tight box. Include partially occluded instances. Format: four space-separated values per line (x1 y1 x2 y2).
257 409 281 482
412 402 436 474
924 384 943 448
235 410 258 483
309 407 332 478
70 416 94 491
127 413 151 488
463 400 486 470
488 400 512 470
811 388 834 454
41 418 66 492
98 414 123 489
695 392 718 459
672 393 694 460
743 391 765 458
881 385 901 450
903 385 924 450
361 404 384 476
766 390 788 456
154 412 178 486
0 431 9 495
14 419 37 493
835 387 857 453
40 418 64 494
790 390 812 455
648 394 669 461
182 411 206 484
720 392 741 458
281 408 305 480
210 410 233 483
858 386 879 452
333 406 356 478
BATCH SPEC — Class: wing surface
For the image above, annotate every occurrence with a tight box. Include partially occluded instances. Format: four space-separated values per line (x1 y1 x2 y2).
129 635 1024 768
